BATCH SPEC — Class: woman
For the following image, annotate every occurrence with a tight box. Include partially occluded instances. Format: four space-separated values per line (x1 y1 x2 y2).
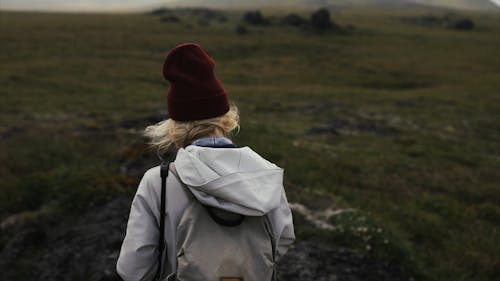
116 43 295 281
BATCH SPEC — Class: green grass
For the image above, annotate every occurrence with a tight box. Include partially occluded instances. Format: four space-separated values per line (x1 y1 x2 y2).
1 8 499 281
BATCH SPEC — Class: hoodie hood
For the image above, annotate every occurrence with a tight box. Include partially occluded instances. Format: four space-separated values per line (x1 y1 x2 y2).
174 145 284 216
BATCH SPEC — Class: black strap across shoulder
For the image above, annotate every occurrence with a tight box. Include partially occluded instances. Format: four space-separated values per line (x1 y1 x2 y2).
155 162 169 281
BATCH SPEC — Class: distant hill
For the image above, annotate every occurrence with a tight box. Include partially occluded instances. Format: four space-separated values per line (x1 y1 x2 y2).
164 0 500 11
411 0 499 10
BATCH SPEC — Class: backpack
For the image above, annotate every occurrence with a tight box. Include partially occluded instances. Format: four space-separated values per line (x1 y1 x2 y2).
157 162 277 281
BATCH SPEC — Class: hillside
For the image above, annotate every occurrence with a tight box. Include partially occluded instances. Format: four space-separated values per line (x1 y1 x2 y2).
413 0 499 10
164 0 500 10
1 7 499 281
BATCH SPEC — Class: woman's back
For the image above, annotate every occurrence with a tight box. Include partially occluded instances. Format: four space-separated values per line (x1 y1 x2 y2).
116 43 295 281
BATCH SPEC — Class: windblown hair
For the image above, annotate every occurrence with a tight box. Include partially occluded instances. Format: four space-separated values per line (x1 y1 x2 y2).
144 105 240 153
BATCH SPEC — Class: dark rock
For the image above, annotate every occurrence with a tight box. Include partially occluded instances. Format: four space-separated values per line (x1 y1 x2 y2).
148 7 170 16
189 8 218 18
236 25 249 35
185 8 227 24
398 15 442 26
311 8 333 30
282 13 308 27
449 18 474 30
160 15 180 23
243 10 270 25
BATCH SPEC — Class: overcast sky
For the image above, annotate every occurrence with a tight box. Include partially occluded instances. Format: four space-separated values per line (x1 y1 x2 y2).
1 0 499 12
0 0 170 12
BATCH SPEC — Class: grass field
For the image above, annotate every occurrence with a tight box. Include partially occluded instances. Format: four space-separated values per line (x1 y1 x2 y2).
1 7 499 281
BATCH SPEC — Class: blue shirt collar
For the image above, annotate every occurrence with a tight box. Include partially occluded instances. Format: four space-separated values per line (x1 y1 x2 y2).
191 137 236 148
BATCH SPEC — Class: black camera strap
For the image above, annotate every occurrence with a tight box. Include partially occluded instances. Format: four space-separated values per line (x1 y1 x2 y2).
155 162 170 280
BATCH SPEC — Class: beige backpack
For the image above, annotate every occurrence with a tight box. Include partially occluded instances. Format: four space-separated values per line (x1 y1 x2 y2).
168 167 276 281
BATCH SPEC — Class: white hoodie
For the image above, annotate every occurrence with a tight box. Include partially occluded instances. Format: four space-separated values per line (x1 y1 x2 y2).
116 145 295 281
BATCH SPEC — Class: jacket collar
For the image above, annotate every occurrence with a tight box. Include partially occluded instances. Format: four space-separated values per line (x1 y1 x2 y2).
191 137 236 148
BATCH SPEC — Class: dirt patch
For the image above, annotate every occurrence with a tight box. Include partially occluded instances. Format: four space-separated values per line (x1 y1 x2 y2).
306 119 399 137
255 102 340 113
0 126 25 139
114 111 168 130
119 139 163 179
277 242 411 281
0 197 130 281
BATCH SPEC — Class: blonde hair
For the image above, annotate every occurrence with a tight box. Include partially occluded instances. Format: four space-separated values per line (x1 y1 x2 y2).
144 105 240 153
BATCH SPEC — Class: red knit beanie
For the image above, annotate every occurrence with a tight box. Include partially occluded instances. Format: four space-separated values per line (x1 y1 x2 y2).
162 43 229 121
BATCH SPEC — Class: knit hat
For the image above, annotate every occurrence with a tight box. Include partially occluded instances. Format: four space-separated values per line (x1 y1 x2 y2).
162 43 229 121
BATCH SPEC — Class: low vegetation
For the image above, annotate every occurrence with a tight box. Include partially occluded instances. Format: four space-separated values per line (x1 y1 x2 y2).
0 7 499 281
398 13 476 30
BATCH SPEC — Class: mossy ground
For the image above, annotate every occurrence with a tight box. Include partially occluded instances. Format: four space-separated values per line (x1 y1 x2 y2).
1 7 499 281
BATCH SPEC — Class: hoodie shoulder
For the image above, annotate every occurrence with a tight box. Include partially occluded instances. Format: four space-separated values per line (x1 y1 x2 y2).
180 145 280 171
143 165 161 182
172 145 284 216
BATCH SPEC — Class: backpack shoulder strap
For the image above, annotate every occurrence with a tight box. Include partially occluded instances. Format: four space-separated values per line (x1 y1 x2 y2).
155 162 171 281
